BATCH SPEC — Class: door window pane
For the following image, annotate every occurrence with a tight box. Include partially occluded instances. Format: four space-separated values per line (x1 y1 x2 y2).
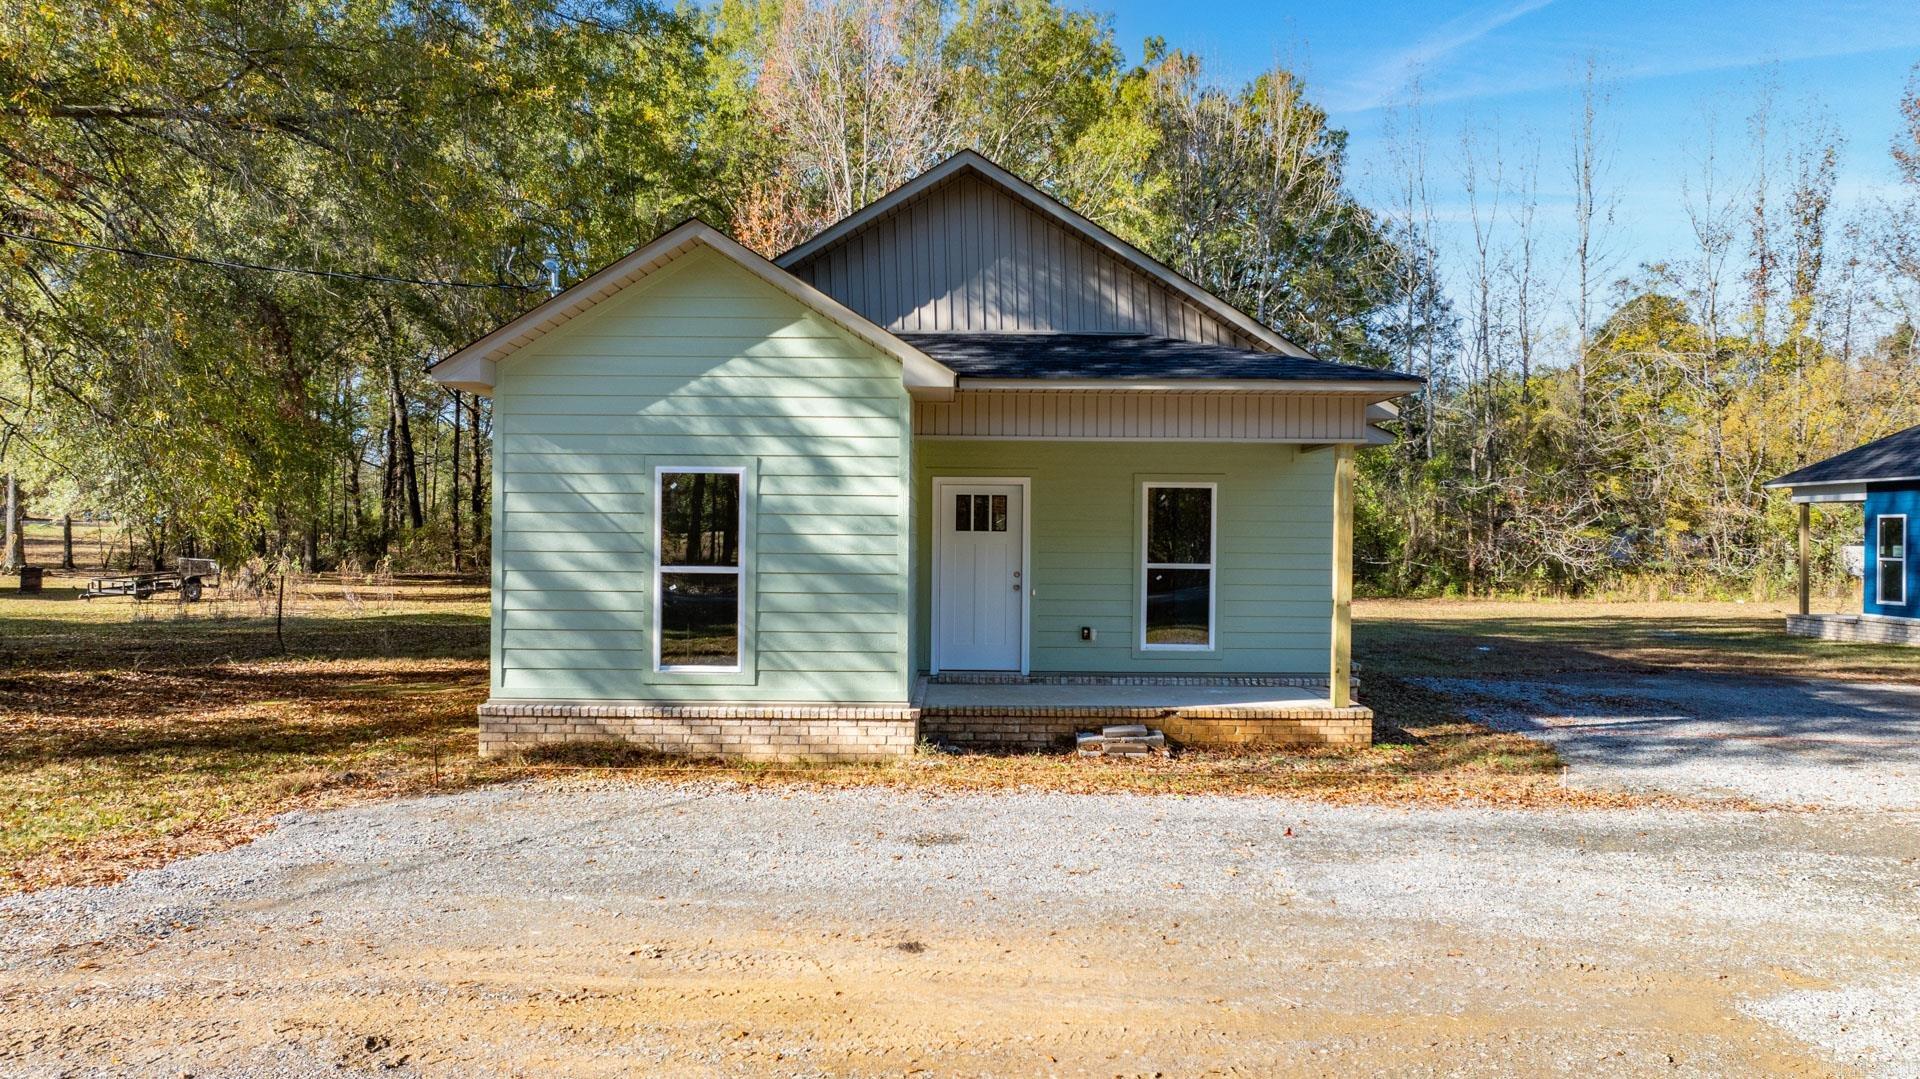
1147 487 1212 564
955 494 971 531
660 472 740 566
660 574 739 667
1145 568 1210 645
972 494 990 532
991 494 1008 532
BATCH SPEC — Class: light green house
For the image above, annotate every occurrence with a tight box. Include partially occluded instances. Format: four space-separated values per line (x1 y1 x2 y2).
431 152 1421 759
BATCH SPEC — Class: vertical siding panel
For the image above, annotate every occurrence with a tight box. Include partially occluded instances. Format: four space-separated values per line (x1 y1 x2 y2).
1000 189 1016 330
915 391 1377 442
981 190 997 331
882 214 898 324
984 184 1001 332
922 190 936 331
1004 192 1020 330
791 171 1271 347
999 189 1016 330
965 182 983 330
928 188 947 331
908 199 924 332
1019 197 1032 329
1017 204 1035 331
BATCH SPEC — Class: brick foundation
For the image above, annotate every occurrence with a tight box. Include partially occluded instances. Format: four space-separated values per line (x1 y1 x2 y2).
1785 613 1920 646
477 692 1374 759
475 700 919 761
921 705 1374 749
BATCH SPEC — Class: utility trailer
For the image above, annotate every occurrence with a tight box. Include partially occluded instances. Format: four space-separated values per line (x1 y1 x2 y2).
83 558 221 602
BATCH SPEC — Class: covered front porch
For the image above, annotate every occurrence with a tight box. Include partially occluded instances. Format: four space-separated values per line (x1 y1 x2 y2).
896 350 1417 749
1767 424 1920 646
915 673 1371 748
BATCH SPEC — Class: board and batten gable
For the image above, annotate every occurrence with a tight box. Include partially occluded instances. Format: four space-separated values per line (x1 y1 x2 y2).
491 245 913 704
786 171 1266 348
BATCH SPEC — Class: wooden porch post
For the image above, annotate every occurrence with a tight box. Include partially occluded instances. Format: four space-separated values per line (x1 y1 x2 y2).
1797 501 1810 617
1331 445 1355 708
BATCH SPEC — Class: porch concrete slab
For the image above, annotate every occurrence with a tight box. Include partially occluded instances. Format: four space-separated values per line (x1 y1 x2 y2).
920 681 1331 710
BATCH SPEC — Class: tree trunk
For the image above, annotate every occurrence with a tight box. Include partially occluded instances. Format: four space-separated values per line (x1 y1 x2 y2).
346 448 364 556
382 405 399 544
61 514 74 569
451 391 463 573
2 474 22 570
389 361 424 531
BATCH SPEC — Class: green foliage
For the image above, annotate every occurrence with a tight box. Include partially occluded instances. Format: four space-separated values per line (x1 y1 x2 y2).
6 1 1910 601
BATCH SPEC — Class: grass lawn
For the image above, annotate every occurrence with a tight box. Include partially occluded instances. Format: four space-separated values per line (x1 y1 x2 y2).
6 578 1901 893
1357 596 1920 682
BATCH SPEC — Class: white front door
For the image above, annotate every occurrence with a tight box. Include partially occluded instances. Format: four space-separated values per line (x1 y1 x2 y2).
936 482 1025 671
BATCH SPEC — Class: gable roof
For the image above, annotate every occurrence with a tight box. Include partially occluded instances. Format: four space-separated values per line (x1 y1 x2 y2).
899 333 1422 392
1765 424 1920 492
429 220 956 398
775 150 1314 359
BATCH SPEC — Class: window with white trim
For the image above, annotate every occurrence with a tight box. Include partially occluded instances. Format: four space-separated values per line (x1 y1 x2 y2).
1878 514 1907 606
1142 483 1215 649
655 468 744 670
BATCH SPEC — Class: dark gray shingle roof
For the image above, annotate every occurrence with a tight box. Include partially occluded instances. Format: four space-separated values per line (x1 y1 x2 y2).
898 333 1423 385
1768 424 1920 488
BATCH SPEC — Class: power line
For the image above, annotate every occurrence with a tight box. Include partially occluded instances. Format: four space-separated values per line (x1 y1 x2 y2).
0 229 542 292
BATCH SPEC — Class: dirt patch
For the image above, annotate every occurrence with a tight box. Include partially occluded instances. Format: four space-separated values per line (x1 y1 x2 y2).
5 786 1911 1076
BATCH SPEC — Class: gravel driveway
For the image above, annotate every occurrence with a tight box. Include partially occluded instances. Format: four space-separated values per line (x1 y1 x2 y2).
4 783 1918 1076
1418 672 1920 810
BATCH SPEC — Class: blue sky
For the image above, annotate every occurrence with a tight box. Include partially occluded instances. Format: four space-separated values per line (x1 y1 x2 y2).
1101 0 1920 309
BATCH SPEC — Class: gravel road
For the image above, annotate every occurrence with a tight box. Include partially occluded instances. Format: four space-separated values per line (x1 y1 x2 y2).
1419 672 1920 810
5 783 1918 1076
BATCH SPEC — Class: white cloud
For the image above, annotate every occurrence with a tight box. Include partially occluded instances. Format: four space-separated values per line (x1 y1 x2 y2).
1325 0 1558 112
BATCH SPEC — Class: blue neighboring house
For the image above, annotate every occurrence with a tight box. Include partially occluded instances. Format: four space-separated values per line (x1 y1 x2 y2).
1765 424 1920 645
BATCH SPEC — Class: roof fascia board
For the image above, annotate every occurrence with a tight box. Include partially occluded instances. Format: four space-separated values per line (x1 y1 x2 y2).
1765 475 1920 491
957 378 1422 396
429 220 955 396
775 150 1316 360
1788 485 1869 504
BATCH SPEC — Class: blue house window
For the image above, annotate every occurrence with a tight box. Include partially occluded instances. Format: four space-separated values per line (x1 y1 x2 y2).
1878 515 1907 607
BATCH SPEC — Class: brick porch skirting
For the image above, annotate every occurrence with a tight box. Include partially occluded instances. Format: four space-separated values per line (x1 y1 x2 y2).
1785 613 1920 646
475 700 919 761
920 704 1374 749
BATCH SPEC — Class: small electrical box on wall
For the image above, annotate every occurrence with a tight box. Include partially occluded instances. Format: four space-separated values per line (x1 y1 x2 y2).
1080 626 1095 641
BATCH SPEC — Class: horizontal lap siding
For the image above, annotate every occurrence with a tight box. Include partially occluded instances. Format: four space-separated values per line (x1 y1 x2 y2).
493 247 911 703
914 441 1332 674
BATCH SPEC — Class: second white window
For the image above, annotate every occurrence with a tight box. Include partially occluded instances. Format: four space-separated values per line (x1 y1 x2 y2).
1142 483 1215 650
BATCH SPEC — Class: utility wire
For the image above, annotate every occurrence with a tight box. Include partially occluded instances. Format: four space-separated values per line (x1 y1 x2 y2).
0 229 542 292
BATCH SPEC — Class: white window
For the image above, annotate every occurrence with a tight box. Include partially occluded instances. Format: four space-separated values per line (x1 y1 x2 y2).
1878 514 1907 607
1141 483 1216 650
654 467 745 671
